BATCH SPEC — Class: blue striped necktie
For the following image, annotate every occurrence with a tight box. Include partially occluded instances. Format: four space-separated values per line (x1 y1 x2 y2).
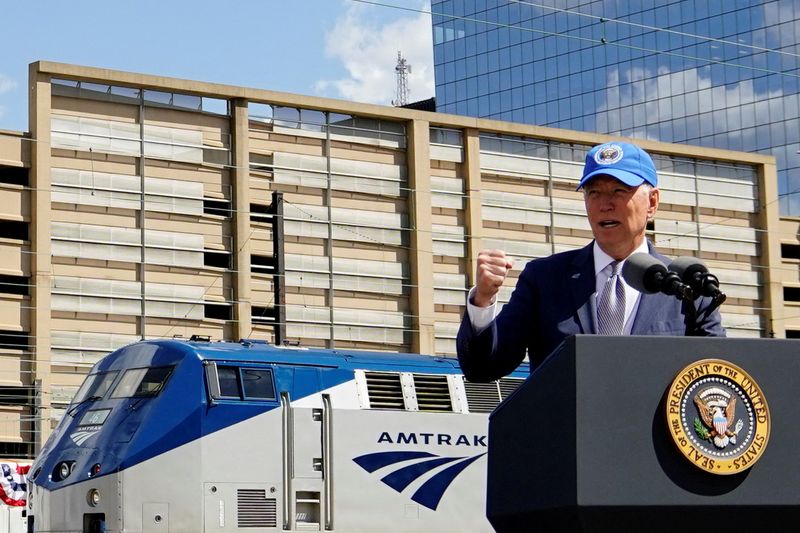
597 261 625 335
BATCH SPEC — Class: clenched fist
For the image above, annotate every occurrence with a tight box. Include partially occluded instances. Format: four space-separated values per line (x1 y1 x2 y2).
473 249 513 307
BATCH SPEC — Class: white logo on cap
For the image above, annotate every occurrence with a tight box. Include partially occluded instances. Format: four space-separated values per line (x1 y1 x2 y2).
594 144 624 165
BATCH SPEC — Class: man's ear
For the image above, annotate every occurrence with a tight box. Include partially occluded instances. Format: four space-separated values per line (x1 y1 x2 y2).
647 188 660 219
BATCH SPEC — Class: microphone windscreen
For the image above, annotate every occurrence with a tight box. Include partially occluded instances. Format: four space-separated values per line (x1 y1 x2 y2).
622 253 666 293
669 256 707 282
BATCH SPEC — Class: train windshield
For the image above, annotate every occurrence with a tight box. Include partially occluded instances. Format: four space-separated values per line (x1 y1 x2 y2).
72 371 119 404
110 366 174 398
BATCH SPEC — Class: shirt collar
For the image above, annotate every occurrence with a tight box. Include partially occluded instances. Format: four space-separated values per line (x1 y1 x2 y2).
592 239 650 277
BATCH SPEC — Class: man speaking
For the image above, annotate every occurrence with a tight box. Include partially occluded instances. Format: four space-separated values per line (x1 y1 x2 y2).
457 141 725 382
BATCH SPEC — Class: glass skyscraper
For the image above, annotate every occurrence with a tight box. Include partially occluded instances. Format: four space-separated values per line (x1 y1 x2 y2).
432 0 800 214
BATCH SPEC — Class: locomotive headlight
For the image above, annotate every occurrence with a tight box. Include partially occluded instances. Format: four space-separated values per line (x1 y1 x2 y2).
87 488 101 507
57 462 72 480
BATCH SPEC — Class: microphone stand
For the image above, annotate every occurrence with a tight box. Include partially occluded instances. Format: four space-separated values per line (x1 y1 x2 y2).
682 298 699 337
682 287 727 336
699 272 727 314
656 270 701 337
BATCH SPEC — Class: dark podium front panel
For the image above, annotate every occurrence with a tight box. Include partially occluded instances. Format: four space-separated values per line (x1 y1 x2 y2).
487 335 800 532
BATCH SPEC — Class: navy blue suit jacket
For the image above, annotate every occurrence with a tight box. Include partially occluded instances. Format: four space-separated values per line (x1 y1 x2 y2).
456 242 726 382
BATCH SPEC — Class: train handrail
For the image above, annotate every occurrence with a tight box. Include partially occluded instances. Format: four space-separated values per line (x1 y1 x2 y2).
322 393 334 530
280 391 293 531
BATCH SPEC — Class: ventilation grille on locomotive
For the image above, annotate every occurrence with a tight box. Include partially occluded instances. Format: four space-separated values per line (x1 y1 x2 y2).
499 377 523 400
237 489 277 528
464 377 524 413
414 374 453 412
364 372 404 410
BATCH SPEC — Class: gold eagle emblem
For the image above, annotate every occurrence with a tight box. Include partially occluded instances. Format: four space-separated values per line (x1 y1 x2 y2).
693 387 741 448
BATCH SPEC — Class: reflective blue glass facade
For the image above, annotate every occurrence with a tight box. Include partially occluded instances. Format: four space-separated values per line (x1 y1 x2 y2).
432 0 800 214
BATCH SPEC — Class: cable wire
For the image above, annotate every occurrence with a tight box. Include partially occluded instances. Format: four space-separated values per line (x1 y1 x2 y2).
507 0 800 60
351 0 800 79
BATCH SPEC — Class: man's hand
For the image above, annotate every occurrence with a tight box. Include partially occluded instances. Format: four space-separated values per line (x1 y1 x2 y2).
473 249 513 307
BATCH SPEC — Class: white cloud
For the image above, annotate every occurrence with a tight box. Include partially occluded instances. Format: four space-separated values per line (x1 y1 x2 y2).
0 74 16 121
763 2 797 49
0 74 17 95
315 1 434 105
597 64 783 140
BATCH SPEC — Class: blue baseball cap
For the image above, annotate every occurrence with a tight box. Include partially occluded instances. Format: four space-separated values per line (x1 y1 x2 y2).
576 141 658 190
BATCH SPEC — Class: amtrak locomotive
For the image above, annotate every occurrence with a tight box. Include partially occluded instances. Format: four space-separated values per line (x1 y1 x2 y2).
27 339 526 532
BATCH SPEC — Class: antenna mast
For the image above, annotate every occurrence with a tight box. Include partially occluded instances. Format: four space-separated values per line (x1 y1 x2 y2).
393 51 411 106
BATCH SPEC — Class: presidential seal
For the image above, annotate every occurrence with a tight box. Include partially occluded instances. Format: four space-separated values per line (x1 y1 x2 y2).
594 143 624 165
666 359 770 475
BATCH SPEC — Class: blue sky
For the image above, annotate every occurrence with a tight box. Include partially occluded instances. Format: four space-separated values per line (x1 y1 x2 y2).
0 0 433 132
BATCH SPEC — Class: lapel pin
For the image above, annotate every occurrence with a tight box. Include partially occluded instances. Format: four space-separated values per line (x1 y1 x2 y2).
571 273 581 279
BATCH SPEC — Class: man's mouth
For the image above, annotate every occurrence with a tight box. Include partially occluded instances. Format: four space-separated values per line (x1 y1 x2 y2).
599 220 620 228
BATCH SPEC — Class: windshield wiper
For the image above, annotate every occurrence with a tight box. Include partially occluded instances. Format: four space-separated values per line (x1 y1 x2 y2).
66 395 102 417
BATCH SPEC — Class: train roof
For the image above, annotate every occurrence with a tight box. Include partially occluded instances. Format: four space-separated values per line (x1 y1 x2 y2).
108 339 527 376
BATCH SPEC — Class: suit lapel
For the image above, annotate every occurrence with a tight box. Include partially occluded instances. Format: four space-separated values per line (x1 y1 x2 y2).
630 293 659 334
569 243 597 334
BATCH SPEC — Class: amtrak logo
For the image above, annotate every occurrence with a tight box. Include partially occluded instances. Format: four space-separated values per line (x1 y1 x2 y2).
594 144 623 165
70 427 100 446
353 451 485 510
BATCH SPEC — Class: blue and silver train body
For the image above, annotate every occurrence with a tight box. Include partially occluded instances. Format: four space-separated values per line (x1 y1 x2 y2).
27 339 526 533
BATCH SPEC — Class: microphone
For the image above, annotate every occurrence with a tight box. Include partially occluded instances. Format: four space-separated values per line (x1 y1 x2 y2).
669 257 727 305
621 253 693 301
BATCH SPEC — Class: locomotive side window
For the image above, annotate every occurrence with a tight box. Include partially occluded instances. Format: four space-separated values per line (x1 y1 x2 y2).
241 369 275 400
218 366 241 398
72 371 119 403
206 363 275 401
110 366 174 398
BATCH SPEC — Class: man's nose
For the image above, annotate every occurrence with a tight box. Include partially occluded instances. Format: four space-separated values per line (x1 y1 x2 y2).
599 193 615 209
